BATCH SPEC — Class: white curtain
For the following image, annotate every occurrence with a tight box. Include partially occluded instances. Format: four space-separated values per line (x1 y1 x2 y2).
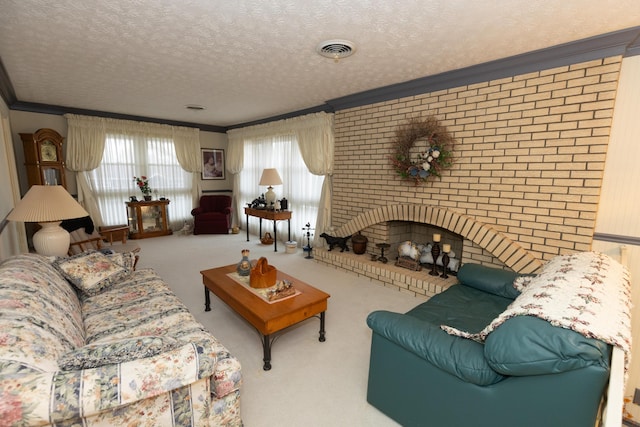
65 114 200 229
294 113 334 244
172 126 202 208
65 114 107 224
227 112 334 245
226 133 244 228
0 99 27 258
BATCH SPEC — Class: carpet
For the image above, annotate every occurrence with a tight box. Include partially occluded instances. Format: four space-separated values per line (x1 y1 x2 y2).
135 232 426 426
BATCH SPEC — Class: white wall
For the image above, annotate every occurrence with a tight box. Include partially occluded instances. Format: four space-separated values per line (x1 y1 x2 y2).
592 54 640 417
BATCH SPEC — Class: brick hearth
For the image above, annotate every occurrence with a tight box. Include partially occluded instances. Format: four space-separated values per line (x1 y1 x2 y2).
314 247 455 298
317 204 543 296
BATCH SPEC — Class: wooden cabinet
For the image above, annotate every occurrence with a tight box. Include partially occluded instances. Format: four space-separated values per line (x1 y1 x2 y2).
126 200 173 239
20 128 67 188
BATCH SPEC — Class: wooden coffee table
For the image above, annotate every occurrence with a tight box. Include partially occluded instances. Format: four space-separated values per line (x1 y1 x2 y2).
201 264 330 370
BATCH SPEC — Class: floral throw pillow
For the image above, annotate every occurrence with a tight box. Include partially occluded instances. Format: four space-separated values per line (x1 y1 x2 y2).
58 336 181 370
53 250 130 296
106 251 137 270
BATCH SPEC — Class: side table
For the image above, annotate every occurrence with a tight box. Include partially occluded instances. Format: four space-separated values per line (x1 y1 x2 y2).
244 207 292 252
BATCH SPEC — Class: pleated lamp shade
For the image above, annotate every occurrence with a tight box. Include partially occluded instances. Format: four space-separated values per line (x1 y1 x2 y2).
8 185 89 256
259 168 282 206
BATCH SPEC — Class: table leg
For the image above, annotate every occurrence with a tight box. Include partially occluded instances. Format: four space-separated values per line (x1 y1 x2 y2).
319 311 326 342
204 287 211 312
287 218 291 241
273 220 278 252
262 334 272 370
259 218 262 240
246 213 249 242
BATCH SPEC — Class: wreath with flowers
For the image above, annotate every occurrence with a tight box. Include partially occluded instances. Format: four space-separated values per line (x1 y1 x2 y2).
390 116 454 185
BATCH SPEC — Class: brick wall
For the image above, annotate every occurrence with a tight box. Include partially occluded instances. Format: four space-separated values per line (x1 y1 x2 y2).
331 56 622 264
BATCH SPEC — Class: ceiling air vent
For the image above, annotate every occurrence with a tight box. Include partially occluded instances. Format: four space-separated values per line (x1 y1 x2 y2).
185 104 206 111
317 39 356 62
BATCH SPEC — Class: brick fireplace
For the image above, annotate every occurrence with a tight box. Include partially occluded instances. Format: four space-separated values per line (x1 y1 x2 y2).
319 55 621 296
315 204 543 297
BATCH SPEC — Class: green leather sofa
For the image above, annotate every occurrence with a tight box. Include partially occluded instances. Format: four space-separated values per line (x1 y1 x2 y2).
366 263 611 427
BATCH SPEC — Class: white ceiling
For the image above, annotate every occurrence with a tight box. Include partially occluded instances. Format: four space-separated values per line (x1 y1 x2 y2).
1 0 639 129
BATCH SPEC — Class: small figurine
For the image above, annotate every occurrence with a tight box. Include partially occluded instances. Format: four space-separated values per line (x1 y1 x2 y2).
237 249 251 276
320 233 351 252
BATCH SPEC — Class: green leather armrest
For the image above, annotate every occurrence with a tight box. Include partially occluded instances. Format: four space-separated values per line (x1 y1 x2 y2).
367 310 504 385
457 263 524 299
485 316 611 376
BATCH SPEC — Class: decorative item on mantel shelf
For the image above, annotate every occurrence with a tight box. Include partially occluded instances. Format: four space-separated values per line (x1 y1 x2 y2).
133 176 152 201
390 115 454 185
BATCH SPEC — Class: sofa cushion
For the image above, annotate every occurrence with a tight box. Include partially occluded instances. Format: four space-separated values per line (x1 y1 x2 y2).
58 335 181 370
106 250 138 270
485 316 611 376
456 263 523 299
407 283 513 333
53 250 130 296
0 254 85 373
367 310 505 385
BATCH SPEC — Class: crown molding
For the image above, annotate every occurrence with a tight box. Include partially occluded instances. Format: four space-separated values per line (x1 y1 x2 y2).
9 101 227 133
0 57 17 107
225 104 333 130
326 26 640 111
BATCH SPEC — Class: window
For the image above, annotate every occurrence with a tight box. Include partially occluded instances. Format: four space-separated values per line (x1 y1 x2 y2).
90 133 191 229
239 134 323 243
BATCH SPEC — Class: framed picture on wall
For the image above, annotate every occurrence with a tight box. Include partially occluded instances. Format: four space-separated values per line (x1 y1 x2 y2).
201 149 225 180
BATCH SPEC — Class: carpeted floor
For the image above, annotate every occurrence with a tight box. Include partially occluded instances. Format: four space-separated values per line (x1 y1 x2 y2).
134 232 427 426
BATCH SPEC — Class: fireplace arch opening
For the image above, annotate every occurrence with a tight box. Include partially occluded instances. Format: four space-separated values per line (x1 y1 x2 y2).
333 204 542 273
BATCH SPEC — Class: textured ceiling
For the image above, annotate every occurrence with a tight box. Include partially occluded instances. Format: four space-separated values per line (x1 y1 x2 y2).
1 0 639 129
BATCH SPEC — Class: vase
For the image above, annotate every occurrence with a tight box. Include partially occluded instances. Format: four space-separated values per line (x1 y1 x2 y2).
351 231 368 255
237 250 251 276
143 195 152 201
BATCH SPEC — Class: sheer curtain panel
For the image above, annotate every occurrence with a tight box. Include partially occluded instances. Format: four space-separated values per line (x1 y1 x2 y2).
227 112 334 244
66 115 199 229
65 114 107 224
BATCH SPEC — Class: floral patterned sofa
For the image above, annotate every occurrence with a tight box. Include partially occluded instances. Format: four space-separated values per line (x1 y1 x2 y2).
0 252 242 426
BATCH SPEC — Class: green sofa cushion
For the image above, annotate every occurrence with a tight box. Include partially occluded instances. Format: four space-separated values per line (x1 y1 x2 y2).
485 316 611 376
457 263 522 299
367 310 505 386
406 283 513 333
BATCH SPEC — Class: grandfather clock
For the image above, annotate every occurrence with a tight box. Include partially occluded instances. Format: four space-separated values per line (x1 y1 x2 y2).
20 128 67 189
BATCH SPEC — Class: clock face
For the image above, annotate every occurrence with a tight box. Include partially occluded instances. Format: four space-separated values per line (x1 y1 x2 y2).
40 140 58 162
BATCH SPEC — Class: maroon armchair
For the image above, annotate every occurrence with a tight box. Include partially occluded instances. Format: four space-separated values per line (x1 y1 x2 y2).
191 195 233 234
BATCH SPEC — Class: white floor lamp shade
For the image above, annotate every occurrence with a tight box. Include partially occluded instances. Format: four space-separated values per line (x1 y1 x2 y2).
7 185 89 257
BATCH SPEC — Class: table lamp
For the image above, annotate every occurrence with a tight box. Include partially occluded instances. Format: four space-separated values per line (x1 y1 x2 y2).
8 185 89 257
259 168 282 208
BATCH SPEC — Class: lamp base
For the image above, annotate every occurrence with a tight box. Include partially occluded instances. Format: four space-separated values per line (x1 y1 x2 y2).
33 221 70 257
265 186 277 208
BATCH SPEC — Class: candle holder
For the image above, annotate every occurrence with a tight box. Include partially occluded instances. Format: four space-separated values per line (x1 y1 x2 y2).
429 242 440 276
440 251 450 279
376 243 390 264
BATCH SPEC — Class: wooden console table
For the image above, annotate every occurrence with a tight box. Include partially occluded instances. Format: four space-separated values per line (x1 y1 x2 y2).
126 200 173 239
244 207 291 252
